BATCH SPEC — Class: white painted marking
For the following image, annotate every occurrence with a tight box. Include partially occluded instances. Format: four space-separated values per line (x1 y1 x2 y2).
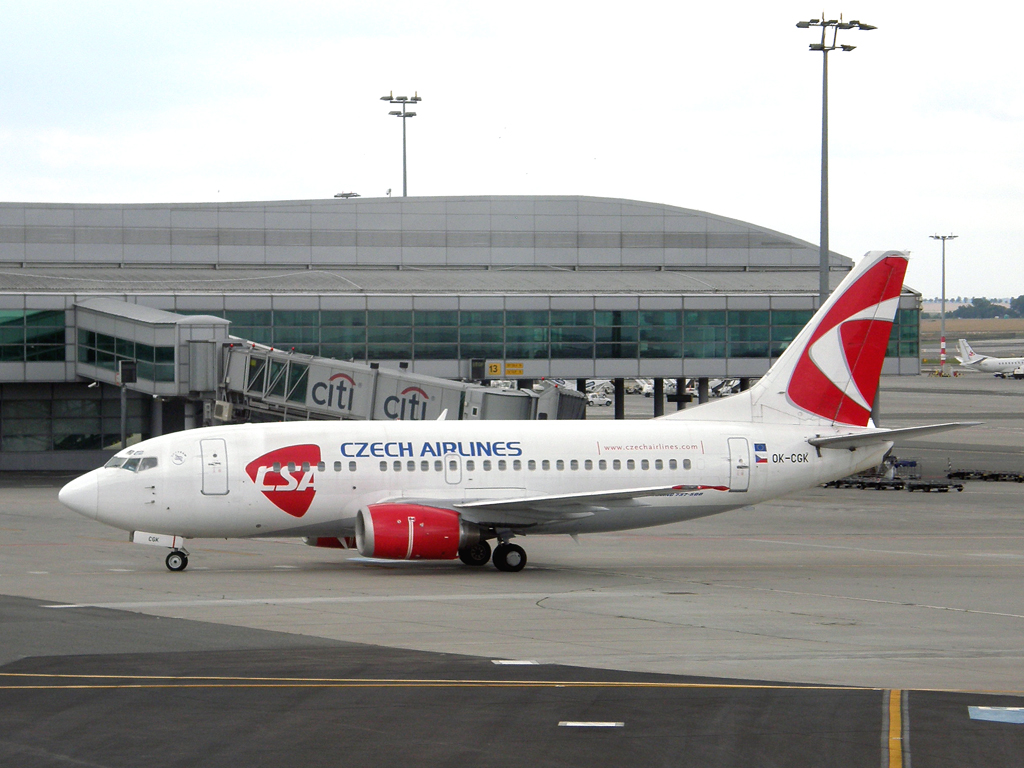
107 569 135 572
28 571 49 575
272 565 298 569
559 722 624 728
969 707 1024 724
492 660 539 665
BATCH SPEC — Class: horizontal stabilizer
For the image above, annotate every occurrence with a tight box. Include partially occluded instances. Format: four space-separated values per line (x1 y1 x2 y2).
808 422 981 450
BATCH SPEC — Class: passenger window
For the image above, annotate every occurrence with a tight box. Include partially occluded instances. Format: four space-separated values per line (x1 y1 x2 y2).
613 459 621 470
584 459 593 470
317 461 326 472
393 460 402 472
528 460 537 470
542 460 550 470
139 457 158 472
449 460 457 471
669 459 677 470
483 460 492 471
273 462 282 473
556 460 565 470
570 459 579 470
379 461 387 472
349 461 357 472
301 462 310 472
683 459 691 470
407 460 416 472
599 459 607 470
655 459 663 470
641 459 649 470
421 460 429 471
627 459 635 470
498 460 507 471
513 460 521 471
334 461 342 472
434 460 443 472
466 460 475 471
288 462 296 472
122 458 141 472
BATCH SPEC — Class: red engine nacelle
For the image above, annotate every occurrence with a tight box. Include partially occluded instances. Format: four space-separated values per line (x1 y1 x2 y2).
356 504 481 560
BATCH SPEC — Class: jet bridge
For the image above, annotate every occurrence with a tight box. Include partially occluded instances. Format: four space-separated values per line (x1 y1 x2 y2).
71 298 585 427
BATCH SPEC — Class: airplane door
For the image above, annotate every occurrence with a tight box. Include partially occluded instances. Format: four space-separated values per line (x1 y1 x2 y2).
728 437 749 492
444 454 461 485
200 438 229 495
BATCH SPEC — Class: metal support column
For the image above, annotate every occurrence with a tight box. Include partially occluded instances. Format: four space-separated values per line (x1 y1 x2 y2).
653 378 664 417
613 378 625 420
698 377 709 404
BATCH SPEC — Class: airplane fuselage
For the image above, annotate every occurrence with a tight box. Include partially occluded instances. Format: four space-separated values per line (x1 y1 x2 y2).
71 419 890 541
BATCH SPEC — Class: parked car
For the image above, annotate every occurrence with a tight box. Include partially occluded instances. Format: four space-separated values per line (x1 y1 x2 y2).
587 392 612 406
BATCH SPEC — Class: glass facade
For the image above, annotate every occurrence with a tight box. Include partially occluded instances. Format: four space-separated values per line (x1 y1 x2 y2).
182 307 919 362
0 310 65 362
0 384 150 451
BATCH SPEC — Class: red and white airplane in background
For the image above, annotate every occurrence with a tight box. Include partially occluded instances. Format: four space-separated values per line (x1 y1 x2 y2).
60 251 973 573
956 339 1024 378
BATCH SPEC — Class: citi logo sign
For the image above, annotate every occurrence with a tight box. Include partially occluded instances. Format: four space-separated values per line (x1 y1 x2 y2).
383 386 430 420
244 444 321 517
310 373 357 412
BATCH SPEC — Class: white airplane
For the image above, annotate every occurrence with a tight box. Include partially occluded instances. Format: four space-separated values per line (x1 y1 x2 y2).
60 251 975 573
955 339 1024 378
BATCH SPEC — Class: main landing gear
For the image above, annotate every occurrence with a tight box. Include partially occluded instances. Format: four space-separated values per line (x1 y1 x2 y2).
458 539 528 572
165 549 189 572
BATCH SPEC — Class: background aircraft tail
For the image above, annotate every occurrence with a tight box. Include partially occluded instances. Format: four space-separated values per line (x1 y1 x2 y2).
958 338 985 365
667 250 908 428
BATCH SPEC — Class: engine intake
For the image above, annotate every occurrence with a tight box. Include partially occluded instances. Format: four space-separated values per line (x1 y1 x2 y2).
356 504 481 560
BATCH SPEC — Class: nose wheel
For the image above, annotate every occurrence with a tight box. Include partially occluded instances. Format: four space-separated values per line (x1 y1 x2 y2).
165 550 189 572
492 543 527 572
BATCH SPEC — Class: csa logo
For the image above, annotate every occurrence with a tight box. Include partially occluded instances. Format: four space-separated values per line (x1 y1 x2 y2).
244 444 321 518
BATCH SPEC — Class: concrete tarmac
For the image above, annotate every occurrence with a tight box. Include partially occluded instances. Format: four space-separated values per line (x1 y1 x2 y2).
3 375 1024 765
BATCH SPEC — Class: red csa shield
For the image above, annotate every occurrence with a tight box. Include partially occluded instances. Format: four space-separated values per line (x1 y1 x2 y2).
244 444 321 518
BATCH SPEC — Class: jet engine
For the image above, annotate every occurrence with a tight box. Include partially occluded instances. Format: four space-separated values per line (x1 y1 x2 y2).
356 504 481 560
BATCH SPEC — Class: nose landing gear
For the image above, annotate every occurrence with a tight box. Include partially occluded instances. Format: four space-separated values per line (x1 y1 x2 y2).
165 549 189 572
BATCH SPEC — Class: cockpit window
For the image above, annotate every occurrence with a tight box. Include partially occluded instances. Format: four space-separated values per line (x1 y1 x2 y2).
139 457 159 472
104 456 127 469
122 458 141 472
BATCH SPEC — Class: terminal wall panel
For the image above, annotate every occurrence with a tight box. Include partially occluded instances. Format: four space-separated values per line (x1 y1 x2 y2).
595 296 639 310
549 360 595 378
683 296 728 310
579 248 622 266
595 360 640 378
401 247 446 266
74 244 122 262
504 296 549 310
356 212 402 231
310 212 358 231
534 247 576 265
412 296 459 310
174 295 221 312
770 296 816 310
578 214 622 233
664 248 709 267
171 245 218 263
682 359 727 376
26 207 74 226
266 245 312 263
623 248 663 267
446 247 491 266
272 295 319 310
622 215 664 233
125 245 172 262
534 199 578 215
320 295 366 310
446 200 490 216
312 246 357 264
459 295 500 311
637 360 682 378
0 362 24 381
489 247 534 265
551 296 593 310
124 208 171 227
402 214 446 231
726 359 770 377
265 212 309 230
356 246 401 265
491 214 534 231
26 243 74 261
412 360 460 379
727 296 770 309
447 213 490 231
218 245 264 264
401 201 446 215
639 296 682 310
535 215 577 232
578 200 622 217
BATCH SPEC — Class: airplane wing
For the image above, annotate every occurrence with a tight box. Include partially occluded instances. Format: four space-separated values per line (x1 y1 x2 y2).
808 422 981 450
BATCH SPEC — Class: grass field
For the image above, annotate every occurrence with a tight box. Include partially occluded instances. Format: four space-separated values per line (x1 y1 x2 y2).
920 318 1024 343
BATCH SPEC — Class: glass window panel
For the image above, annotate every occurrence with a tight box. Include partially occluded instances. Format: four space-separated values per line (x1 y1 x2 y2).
0 345 24 361
321 326 366 344
54 399 101 418
274 326 319 344
25 346 64 362
550 327 593 344
53 432 102 450
367 310 412 327
134 343 155 362
2 434 50 451
639 326 681 343
320 344 366 360
504 343 548 359
273 310 317 326
233 326 273 344
25 310 65 327
460 327 503 344
684 325 726 343
78 345 95 364
641 310 681 326
115 338 135 358
287 363 308 404
154 364 175 382
0 310 24 325
505 327 547 343
886 338 899 357
414 344 458 360
136 361 155 380
267 360 287 397
52 417 101 435
595 326 638 343
368 326 412 344
414 310 458 326
640 342 682 358
0 327 24 344
415 327 458 344
683 341 724 358
728 342 770 358
95 351 116 370
460 311 504 326
367 344 412 360
460 344 503 359
684 310 725 326
320 310 366 327
550 343 594 358
596 343 638 359
224 310 272 326
728 326 769 342
505 310 549 326
155 346 175 363
899 341 918 357
728 310 770 326
2 400 49 418
771 310 814 326
594 310 638 326
247 358 266 393
900 324 918 341
550 310 593 326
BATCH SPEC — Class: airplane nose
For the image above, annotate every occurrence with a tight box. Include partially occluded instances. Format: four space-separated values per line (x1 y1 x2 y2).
59 472 99 519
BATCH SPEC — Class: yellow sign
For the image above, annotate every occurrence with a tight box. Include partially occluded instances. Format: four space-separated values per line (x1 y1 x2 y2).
504 363 524 376
487 363 502 377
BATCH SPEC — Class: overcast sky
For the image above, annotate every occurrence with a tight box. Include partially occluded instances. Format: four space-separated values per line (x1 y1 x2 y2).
0 1 1019 300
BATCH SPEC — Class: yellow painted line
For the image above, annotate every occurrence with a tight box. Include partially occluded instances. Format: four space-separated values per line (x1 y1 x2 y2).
888 689 903 768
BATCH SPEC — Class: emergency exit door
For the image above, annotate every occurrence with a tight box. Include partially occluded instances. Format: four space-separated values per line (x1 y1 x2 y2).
728 437 750 492
201 438 229 495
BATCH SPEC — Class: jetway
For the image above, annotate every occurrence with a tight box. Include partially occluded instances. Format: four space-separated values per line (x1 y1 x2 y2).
214 342 585 423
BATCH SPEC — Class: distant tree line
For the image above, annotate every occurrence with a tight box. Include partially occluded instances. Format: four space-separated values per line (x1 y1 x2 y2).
945 296 1024 319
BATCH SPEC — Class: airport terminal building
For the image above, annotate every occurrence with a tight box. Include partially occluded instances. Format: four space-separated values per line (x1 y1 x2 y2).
0 195 920 469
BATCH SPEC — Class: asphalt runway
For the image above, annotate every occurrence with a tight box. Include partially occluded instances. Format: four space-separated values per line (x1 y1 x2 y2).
3 375 1024 765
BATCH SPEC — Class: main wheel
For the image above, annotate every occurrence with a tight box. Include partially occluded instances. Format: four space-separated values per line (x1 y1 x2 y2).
492 543 527 572
459 540 492 566
165 551 188 572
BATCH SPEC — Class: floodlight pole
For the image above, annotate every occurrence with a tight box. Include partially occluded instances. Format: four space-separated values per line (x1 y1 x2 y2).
381 91 422 197
796 15 875 305
930 234 957 376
